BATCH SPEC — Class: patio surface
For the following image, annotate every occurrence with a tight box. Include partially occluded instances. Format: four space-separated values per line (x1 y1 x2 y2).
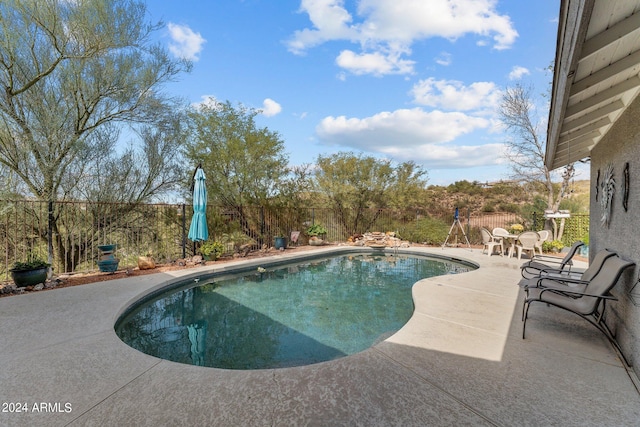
1 246 639 426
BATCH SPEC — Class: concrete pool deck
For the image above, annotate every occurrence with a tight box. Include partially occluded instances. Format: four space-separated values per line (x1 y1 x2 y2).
1 246 639 426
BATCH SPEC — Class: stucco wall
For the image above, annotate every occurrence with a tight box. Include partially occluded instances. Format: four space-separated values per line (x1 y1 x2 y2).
590 95 640 370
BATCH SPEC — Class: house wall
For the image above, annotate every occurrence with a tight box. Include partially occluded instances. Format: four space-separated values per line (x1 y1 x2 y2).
590 95 640 370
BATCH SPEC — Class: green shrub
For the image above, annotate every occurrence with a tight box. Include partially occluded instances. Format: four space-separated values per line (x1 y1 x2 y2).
581 234 589 245
11 256 50 271
306 223 327 236
542 240 564 253
481 202 495 212
498 203 520 213
200 241 225 260
398 216 450 245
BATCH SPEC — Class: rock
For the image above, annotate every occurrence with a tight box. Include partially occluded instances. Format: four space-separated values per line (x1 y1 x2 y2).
353 231 411 249
33 284 44 291
238 244 251 257
0 283 17 294
192 255 203 264
137 256 156 270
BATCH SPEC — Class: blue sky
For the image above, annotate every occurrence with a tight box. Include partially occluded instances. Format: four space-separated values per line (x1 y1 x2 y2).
145 0 566 186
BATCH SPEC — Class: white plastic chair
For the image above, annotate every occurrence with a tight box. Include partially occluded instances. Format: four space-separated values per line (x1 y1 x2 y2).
492 227 511 256
514 231 539 260
535 230 550 255
481 228 503 257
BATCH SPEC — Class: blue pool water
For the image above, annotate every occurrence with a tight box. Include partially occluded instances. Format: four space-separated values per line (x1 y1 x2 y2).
115 253 473 369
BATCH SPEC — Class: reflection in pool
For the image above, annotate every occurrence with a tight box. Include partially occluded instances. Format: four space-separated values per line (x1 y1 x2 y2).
115 253 472 369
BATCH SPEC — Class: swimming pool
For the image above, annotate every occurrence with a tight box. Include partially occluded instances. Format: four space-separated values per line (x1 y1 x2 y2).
115 252 474 369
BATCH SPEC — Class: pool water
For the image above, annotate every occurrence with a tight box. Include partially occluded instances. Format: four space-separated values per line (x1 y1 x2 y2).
116 253 472 369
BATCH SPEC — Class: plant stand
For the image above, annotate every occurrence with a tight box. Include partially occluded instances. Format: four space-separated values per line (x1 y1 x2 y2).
98 244 120 273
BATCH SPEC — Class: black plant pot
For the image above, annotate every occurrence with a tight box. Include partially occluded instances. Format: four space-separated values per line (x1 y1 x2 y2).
274 237 287 249
11 267 48 287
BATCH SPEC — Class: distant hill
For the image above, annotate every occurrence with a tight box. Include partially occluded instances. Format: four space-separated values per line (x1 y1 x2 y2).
424 179 590 217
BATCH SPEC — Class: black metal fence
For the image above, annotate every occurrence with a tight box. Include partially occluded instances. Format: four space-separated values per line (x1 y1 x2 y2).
0 199 590 280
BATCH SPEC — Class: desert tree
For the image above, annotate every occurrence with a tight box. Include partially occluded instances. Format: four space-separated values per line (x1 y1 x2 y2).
0 0 191 268
499 83 574 240
0 0 191 202
314 152 428 236
184 100 310 245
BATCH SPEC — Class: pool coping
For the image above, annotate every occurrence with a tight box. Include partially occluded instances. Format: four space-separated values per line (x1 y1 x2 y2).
1 246 639 426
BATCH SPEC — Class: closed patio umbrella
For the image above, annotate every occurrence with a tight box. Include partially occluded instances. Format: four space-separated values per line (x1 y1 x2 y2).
188 166 209 242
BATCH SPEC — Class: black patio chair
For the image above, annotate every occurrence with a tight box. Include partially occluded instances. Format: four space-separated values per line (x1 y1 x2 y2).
520 240 584 279
522 254 635 357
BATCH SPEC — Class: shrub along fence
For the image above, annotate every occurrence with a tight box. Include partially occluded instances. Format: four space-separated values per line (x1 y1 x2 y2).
0 199 590 279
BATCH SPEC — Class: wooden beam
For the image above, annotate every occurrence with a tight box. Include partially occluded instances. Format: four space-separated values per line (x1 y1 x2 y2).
562 99 624 129
580 11 640 60
554 141 598 169
545 0 595 170
572 48 640 94
556 130 601 150
552 145 593 169
565 75 640 118
560 117 611 141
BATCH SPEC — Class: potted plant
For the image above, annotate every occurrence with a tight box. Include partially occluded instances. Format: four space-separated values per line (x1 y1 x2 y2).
200 240 225 260
273 235 287 250
10 256 50 287
508 224 524 235
306 223 327 246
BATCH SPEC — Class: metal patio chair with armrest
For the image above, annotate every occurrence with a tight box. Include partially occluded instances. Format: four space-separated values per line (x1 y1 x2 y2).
520 240 585 279
519 248 616 296
522 254 635 359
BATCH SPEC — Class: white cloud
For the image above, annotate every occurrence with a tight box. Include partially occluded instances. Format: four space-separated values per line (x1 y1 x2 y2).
508 65 530 80
386 143 508 168
410 78 501 112
435 52 452 66
315 108 498 167
287 0 518 76
287 0 358 54
167 23 206 61
261 98 282 117
336 49 415 76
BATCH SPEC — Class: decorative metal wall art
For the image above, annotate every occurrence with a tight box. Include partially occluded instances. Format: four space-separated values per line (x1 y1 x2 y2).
595 168 600 201
599 163 615 228
622 162 629 212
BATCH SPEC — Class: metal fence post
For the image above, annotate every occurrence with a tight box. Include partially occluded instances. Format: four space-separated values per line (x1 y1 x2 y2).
48 200 54 266
181 204 186 259
466 207 470 238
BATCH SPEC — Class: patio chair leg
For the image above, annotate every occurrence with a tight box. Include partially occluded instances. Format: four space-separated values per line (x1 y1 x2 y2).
522 303 531 339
